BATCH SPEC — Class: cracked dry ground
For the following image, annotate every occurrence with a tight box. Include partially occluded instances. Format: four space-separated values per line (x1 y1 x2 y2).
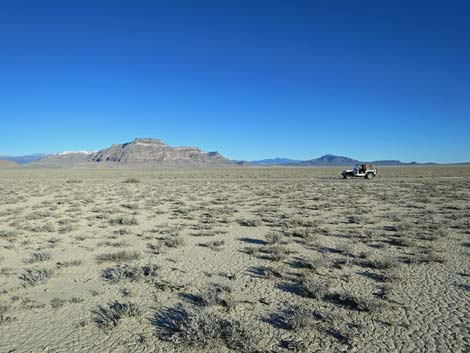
0 167 469 353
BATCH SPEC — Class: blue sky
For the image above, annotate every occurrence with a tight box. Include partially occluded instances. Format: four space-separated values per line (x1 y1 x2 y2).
1 1 469 162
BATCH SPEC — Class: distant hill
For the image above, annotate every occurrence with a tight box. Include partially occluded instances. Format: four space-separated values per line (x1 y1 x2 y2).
34 151 94 165
0 154 45 164
250 158 303 165
0 159 19 168
247 154 430 166
32 138 230 166
2 143 450 167
301 154 359 166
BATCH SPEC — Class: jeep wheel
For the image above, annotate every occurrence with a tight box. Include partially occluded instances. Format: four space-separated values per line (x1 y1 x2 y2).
365 173 375 179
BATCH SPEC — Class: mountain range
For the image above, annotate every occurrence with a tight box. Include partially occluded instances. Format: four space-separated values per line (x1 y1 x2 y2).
25 138 229 166
0 153 46 164
0 138 444 167
250 154 428 166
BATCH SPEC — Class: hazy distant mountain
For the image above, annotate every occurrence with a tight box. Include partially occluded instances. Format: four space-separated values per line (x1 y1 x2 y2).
0 154 45 164
4 144 446 167
33 138 230 166
0 159 19 168
250 158 303 165
247 154 361 166
247 154 422 166
34 151 93 165
301 154 359 166
370 160 406 166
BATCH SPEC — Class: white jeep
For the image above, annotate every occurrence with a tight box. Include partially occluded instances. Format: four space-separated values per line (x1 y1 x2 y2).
341 164 377 179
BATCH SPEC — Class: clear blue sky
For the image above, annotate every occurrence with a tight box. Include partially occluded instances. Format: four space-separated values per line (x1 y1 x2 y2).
1 1 469 162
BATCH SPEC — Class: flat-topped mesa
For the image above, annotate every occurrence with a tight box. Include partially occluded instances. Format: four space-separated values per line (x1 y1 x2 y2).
87 138 231 164
32 137 231 165
131 138 167 146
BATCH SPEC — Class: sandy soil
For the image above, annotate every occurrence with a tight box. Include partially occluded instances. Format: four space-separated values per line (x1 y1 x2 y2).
0 166 469 352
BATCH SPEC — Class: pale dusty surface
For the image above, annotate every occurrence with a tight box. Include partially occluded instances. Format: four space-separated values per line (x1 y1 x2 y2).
0 167 469 352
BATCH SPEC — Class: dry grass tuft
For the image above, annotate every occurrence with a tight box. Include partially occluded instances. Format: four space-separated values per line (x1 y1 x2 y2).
96 250 142 263
19 268 54 287
102 263 159 283
153 305 256 351
92 301 142 329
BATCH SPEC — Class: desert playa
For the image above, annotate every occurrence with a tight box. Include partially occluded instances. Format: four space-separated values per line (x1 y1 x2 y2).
0 166 469 352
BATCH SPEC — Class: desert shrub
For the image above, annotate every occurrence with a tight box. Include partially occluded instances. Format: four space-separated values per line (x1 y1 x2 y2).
50 298 66 309
0 303 10 325
25 251 51 263
249 266 284 280
96 250 142 263
388 222 412 232
1 268 14 276
59 224 75 234
154 280 186 292
378 283 395 300
163 236 185 248
114 228 131 235
265 232 283 245
19 268 54 287
238 218 262 227
56 260 82 268
327 291 383 312
203 240 225 251
327 326 354 345
123 178 140 184
102 263 159 283
357 256 398 270
347 215 362 224
28 222 56 233
122 203 139 210
413 251 446 264
0 303 13 324
97 240 128 248
120 288 131 297
283 227 317 241
92 301 142 329
154 305 256 351
268 305 318 330
383 268 401 282
69 297 83 303
109 216 138 226
47 237 61 247
280 337 307 351
293 257 325 272
390 236 416 247
174 206 194 216
434 228 450 238
0 230 19 239
193 229 218 237
298 279 329 299
185 285 233 309
146 242 160 254
25 210 53 220
44 222 56 232
269 246 287 262
244 246 258 256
